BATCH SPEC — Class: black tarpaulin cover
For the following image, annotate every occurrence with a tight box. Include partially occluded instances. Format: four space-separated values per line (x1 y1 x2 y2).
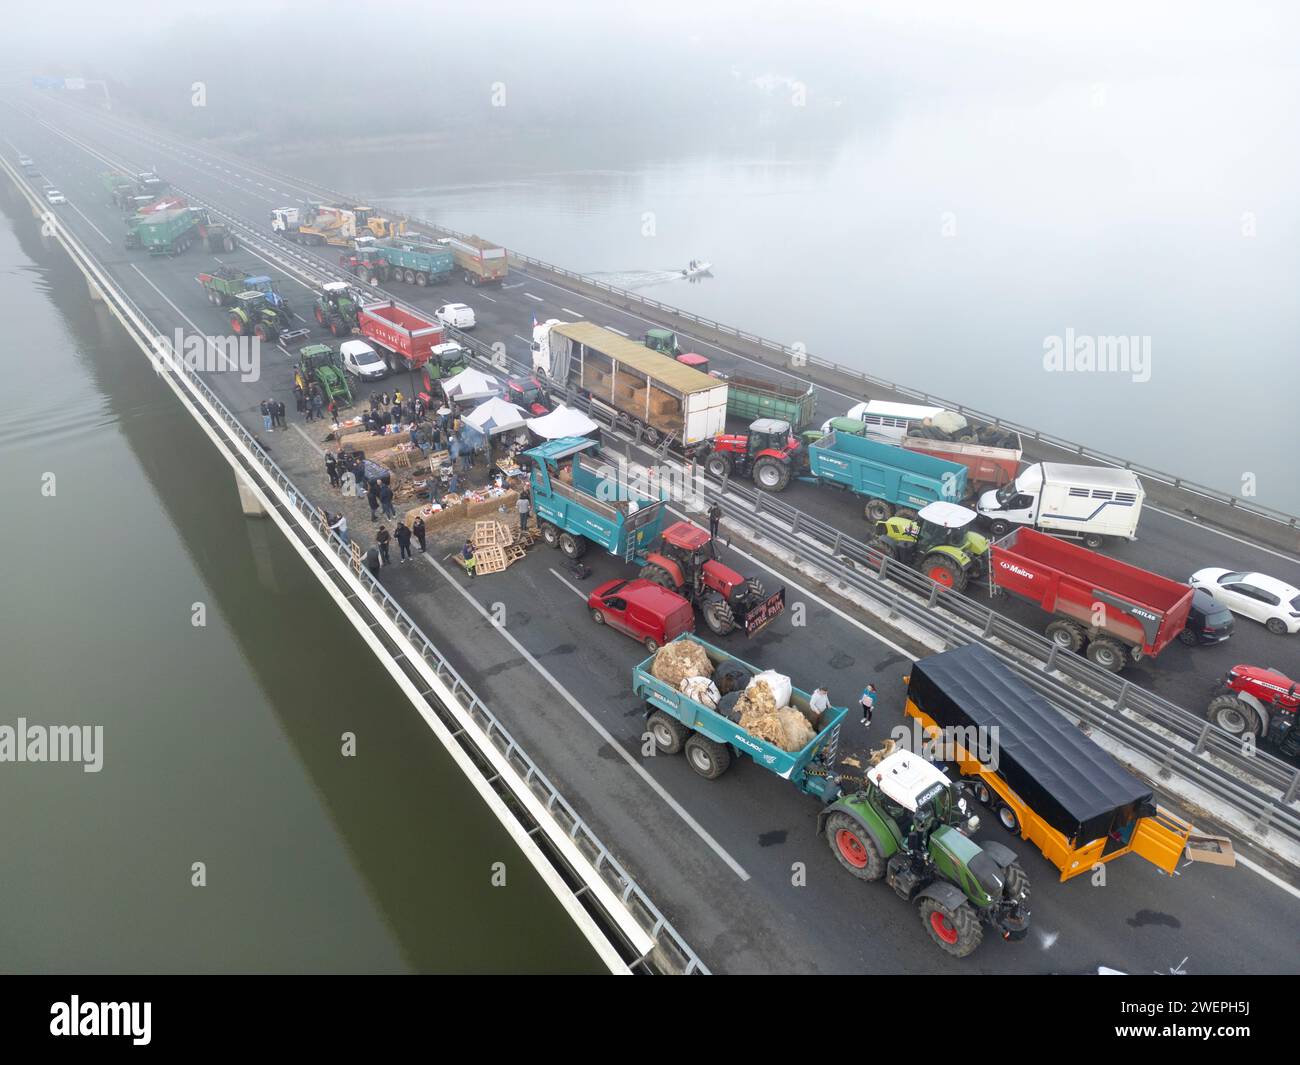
909 644 1154 843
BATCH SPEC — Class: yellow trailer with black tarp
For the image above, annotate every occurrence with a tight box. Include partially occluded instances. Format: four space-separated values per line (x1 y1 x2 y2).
904 644 1191 881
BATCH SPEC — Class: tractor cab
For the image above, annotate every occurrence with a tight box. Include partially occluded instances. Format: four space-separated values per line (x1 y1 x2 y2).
645 329 682 357
244 275 289 309
870 502 988 592
234 291 270 315
676 352 710 375
506 374 549 415
746 418 795 456
868 750 977 832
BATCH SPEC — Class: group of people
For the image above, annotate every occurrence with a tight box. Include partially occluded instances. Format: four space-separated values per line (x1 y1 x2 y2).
259 398 286 432
293 380 326 422
807 683 878 727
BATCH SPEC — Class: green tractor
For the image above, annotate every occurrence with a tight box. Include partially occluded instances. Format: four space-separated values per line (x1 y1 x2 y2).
313 281 361 337
820 747 1030 957
644 328 683 357
295 344 353 406
228 291 308 345
868 501 988 593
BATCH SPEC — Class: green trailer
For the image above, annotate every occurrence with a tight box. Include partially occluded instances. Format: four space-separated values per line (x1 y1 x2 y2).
726 374 817 430
197 266 249 307
124 208 202 256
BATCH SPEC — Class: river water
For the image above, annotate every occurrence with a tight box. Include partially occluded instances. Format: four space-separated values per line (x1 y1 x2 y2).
273 76 1300 515
0 188 600 973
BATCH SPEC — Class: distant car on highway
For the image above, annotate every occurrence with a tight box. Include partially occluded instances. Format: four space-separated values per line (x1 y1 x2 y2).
43 188 66 205
18 154 34 169
435 302 476 329
1189 568 1300 635
340 340 387 381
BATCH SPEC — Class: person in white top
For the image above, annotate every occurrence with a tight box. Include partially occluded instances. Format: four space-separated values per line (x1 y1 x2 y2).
809 686 830 726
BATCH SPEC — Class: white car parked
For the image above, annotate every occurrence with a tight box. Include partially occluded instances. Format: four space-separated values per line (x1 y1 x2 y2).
44 188 66 205
1188 569 1300 635
340 340 387 381
435 302 475 329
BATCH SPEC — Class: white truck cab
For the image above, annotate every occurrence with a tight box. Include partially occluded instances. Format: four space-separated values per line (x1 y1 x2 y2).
976 462 1143 546
530 318 566 377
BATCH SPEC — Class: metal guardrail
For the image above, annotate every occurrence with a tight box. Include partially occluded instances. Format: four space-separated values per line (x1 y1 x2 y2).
46 129 1300 853
0 153 707 976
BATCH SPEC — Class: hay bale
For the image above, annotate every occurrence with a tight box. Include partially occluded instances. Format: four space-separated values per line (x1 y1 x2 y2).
739 707 785 747
651 640 711 688
776 708 816 752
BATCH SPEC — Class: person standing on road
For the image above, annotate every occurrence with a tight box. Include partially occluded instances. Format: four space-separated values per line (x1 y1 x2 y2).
364 543 382 578
395 520 413 562
412 516 427 553
460 539 476 579
376 525 391 565
379 479 396 519
517 491 531 533
328 398 339 423
329 512 349 546
276 399 288 428
859 683 877 726
325 451 339 487
260 399 273 433
708 502 723 558
367 480 381 523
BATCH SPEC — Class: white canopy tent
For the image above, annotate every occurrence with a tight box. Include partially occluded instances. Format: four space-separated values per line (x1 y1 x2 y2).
525 404 600 439
465 397 527 436
441 367 501 401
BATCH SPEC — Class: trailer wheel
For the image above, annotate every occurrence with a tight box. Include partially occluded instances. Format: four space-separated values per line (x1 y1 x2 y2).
895 507 919 521
539 522 560 548
923 554 967 593
997 803 1021 835
972 780 993 806
824 812 885 881
753 457 791 491
642 425 660 446
1083 532 1104 549
1044 620 1085 653
558 532 587 559
864 499 893 523
684 734 731 779
1085 637 1127 672
647 711 688 755
920 898 983 957
1206 694 1261 738
415 272 428 287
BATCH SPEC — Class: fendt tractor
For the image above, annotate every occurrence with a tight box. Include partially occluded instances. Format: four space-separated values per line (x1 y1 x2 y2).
867 501 989 592
295 344 352 406
638 521 785 637
312 281 361 337
695 417 803 491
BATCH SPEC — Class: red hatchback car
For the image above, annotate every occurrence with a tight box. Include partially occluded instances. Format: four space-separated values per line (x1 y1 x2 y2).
588 578 695 652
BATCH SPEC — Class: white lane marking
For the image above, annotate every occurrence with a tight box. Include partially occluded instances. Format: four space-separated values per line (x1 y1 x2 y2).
524 292 544 302
1235 853 1300 901
65 201 112 243
549 568 588 600
427 554 751 882
605 326 628 336
294 313 308 323
478 293 496 303
562 308 584 317
512 334 530 343
1146 505 1300 568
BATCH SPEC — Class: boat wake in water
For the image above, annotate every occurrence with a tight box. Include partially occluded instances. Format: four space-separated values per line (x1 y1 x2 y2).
590 265 714 290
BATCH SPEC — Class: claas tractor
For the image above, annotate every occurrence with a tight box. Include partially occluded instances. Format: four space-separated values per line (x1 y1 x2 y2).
313 281 361 337
696 418 802 492
867 501 988 593
820 747 1030 958
638 521 784 636
229 291 309 345
1207 665 1300 761
295 344 353 406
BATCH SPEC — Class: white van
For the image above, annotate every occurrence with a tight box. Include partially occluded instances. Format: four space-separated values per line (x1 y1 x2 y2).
821 400 944 440
435 302 476 329
976 462 1144 546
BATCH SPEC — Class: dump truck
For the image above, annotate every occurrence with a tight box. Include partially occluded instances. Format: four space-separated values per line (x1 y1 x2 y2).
532 320 728 447
124 208 204 256
725 374 817 431
436 234 507 286
902 643 1192 883
357 301 444 372
806 429 969 523
375 241 454 287
988 527 1193 672
295 344 352 406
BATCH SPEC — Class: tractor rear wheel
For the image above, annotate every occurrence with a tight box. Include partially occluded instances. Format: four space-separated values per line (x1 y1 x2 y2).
824 812 884 881
864 499 893 523
683 734 731 780
705 453 733 480
1206 694 1260 738
558 532 587 559
253 324 269 341
230 316 245 336
315 306 325 324
638 563 675 590
1085 637 1127 672
752 457 791 491
539 522 560 548
647 711 689 755
1044 619 1085 653
701 595 736 636
922 553 967 593
919 898 984 958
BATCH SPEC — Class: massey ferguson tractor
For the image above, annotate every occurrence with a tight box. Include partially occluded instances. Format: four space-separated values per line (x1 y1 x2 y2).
1207 665 1299 761
695 418 802 491
638 521 785 636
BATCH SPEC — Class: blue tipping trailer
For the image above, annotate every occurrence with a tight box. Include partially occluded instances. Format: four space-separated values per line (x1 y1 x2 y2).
524 437 666 561
806 428 970 523
376 241 454 285
632 634 846 793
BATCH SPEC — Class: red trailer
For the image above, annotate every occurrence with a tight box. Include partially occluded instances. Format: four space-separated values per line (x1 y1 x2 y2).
902 434 1022 490
989 527 1193 672
357 301 443 371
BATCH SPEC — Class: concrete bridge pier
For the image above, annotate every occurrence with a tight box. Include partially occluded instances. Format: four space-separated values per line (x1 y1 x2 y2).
235 470 268 518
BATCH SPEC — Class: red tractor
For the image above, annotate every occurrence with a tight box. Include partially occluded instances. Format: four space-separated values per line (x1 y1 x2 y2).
638 521 784 636
1207 665 1299 761
696 418 802 492
506 374 550 416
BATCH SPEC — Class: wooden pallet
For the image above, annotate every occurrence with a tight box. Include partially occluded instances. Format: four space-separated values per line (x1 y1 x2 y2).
473 520 512 548
474 544 509 574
